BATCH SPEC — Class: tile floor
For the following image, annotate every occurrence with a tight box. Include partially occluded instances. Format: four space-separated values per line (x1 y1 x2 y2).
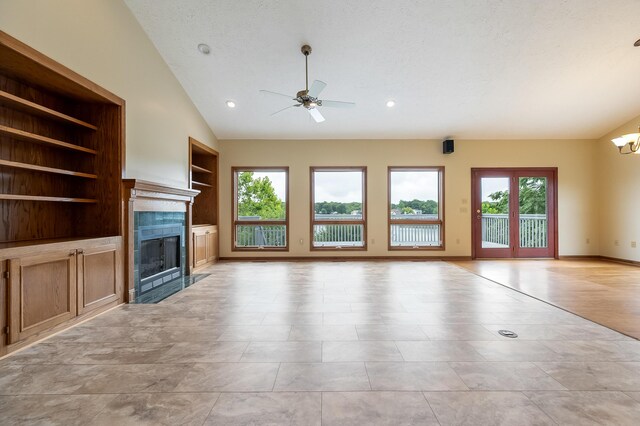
2 261 640 425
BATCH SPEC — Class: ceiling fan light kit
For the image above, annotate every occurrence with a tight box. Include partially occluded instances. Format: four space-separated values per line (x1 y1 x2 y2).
260 44 356 123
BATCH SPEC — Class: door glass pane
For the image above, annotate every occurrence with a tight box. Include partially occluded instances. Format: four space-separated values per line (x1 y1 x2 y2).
481 177 510 248
519 177 548 248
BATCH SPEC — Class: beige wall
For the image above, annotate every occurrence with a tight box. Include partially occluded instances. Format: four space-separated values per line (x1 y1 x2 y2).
220 138 599 258
596 114 640 262
0 0 218 187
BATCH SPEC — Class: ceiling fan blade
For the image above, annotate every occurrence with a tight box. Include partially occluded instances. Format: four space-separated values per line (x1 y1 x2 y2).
260 90 295 100
270 105 297 116
308 80 327 98
307 107 325 123
320 100 356 108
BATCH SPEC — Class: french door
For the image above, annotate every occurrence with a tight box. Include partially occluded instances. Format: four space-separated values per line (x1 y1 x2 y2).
471 168 557 259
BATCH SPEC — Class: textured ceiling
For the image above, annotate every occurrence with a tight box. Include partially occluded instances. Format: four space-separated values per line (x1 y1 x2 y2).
124 0 640 140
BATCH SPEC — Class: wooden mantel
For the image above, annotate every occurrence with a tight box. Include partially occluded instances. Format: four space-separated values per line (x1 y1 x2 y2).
122 179 200 302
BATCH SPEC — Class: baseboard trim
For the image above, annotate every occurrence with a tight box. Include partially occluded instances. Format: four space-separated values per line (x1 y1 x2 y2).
597 255 640 267
557 255 601 260
219 256 473 262
218 254 638 265
558 255 640 267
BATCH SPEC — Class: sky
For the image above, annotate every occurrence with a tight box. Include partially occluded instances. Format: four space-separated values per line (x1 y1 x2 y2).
314 171 363 203
481 177 510 202
252 170 443 204
389 171 439 204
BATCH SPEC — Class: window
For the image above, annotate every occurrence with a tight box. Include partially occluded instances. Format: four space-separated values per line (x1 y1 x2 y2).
388 167 444 249
311 167 366 250
233 167 288 250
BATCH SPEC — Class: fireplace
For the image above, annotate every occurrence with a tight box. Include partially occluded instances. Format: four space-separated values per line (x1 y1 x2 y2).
139 232 181 292
123 179 201 304
133 212 187 303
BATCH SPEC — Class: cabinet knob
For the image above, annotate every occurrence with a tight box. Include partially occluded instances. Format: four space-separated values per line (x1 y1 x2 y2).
77 249 84 254
69 251 76 256
205 231 210 234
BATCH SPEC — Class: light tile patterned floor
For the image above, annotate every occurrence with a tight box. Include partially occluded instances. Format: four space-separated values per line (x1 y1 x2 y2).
2 261 640 425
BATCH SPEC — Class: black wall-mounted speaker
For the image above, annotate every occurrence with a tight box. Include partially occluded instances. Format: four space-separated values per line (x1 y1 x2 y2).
443 139 454 154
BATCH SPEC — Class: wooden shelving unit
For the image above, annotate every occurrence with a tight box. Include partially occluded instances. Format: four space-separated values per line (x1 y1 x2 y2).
189 137 218 227
0 124 97 154
0 194 97 203
192 180 212 188
0 30 125 358
0 30 124 244
191 164 212 174
188 137 219 271
0 159 97 179
0 90 97 130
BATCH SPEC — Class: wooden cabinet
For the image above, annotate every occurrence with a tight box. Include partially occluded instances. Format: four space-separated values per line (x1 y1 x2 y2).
3 237 122 352
192 225 217 270
77 242 122 315
188 137 219 271
7 249 77 344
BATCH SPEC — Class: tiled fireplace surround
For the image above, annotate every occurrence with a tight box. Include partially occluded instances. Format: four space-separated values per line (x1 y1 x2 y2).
122 179 199 303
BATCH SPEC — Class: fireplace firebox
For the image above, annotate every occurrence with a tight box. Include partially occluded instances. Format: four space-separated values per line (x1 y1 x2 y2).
140 235 180 280
135 220 185 300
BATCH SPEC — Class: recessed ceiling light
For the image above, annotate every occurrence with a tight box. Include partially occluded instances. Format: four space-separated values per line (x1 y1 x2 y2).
226 100 236 108
197 43 211 54
635 38 640 47
386 100 396 108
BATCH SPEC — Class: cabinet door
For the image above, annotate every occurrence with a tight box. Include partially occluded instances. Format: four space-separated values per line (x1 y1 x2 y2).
193 230 208 268
77 243 122 315
8 250 77 344
206 229 218 263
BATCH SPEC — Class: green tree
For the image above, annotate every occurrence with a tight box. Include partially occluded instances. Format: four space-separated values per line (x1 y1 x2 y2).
391 199 438 214
518 177 546 214
481 190 509 214
237 172 284 219
481 178 546 215
314 201 362 215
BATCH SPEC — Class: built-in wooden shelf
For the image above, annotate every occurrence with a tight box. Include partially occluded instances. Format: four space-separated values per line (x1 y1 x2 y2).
191 164 212 174
0 194 97 203
0 90 97 130
192 180 212 188
0 125 97 155
0 159 97 179
0 30 126 359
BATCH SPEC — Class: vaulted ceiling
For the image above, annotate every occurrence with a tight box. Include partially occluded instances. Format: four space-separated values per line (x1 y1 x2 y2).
124 0 640 140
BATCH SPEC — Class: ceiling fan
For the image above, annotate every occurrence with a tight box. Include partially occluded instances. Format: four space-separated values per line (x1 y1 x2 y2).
260 45 355 123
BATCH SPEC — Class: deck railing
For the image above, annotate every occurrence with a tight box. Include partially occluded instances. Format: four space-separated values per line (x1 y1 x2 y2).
236 214 547 248
312 224 364 247
482 214 547 248
236 225 286 247
390 224 441 246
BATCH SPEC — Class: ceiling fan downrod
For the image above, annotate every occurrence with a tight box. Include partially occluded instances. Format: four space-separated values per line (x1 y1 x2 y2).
301 44 312 94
